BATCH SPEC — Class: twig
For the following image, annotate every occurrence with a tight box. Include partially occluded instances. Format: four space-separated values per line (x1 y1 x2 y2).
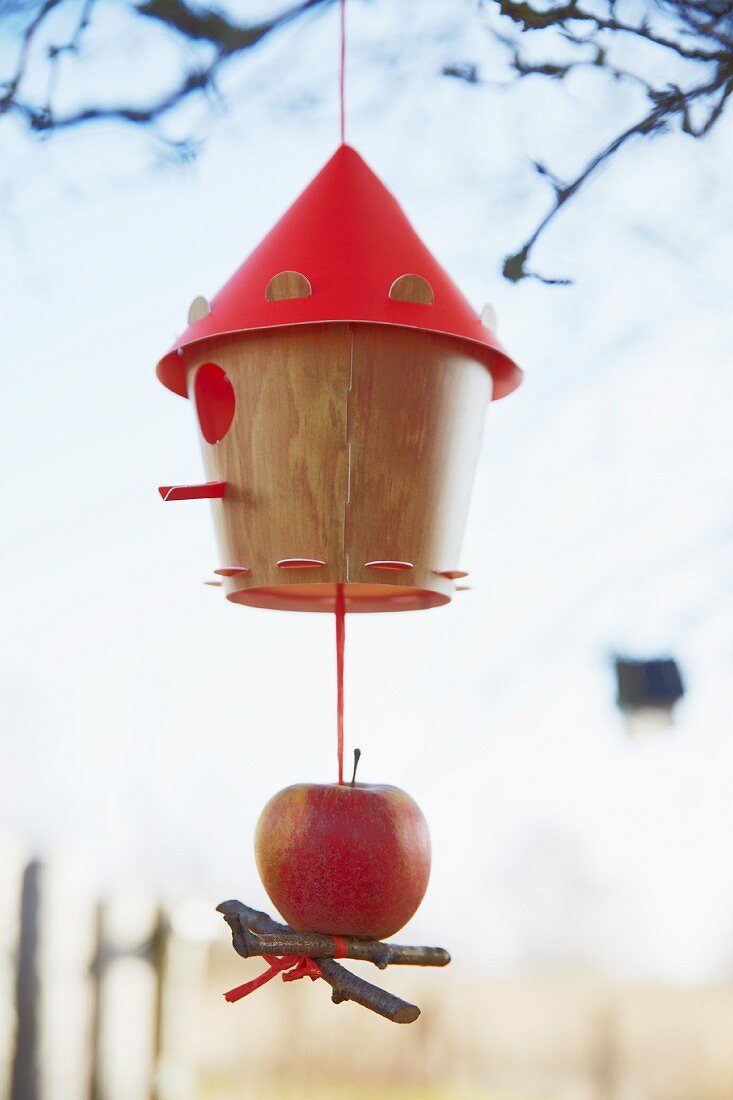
479 0 733 282
232 926 450 969
0 0 334 135
318 959 420 1023
5 0 730 281
137 0 332 54
217 899 450 1025
501 71 730 283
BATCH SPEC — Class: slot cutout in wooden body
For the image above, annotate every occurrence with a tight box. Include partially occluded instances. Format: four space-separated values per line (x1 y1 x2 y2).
364 561 414 572
277 558 326 570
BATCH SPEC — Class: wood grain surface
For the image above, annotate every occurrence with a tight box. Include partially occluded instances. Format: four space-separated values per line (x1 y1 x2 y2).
187 324 491 612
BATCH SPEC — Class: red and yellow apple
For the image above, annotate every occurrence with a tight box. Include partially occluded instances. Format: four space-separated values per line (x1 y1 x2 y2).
254 780 431 940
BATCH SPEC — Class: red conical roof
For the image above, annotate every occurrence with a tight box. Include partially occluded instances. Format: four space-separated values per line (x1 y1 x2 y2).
157 144 521 399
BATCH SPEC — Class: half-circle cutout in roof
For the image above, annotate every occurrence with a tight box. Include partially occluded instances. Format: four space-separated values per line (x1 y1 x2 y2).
188 295 210 324
156 145 522 401
266 271 312 301
389 274 434 305
480 303 498 332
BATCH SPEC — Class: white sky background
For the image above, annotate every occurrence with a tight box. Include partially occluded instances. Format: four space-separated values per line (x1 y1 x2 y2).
1 0 732 985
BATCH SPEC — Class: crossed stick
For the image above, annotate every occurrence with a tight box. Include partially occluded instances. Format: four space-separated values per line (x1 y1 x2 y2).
217 900 450 1024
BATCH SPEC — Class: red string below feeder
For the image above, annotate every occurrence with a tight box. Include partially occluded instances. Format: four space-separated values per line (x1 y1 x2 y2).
335 582 346 785
219 553 441 1020
218 577 444 1022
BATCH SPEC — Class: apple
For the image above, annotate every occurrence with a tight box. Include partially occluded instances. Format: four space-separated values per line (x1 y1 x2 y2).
254 767 431 940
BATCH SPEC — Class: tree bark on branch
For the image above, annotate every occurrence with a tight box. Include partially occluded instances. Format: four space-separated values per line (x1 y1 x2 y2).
217 899 450 1025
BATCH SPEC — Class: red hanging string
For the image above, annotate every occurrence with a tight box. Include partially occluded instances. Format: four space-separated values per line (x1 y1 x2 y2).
335 2 347 770
335 582 346 784
339 0 346 145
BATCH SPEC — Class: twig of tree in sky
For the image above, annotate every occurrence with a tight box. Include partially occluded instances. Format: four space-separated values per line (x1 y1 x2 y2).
1 0 731 282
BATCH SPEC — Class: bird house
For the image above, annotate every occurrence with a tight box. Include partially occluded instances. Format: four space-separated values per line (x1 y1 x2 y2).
614 655 685 734
156 145 521 612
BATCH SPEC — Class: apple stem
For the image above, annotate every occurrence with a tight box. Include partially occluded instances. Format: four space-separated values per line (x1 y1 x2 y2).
350 748 361 786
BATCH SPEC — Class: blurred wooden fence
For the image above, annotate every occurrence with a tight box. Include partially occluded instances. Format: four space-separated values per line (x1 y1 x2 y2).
0 840 215 1100
5 837 733 1100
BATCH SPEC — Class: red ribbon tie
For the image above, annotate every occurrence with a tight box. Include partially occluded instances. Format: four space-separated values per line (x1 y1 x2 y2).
224 955 322 1003
332 935 348 959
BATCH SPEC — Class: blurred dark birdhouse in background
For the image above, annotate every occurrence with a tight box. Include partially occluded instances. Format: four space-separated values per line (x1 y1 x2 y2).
614 656 685 735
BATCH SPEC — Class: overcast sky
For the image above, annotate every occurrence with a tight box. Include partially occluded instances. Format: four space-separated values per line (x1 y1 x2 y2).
1 0 732 985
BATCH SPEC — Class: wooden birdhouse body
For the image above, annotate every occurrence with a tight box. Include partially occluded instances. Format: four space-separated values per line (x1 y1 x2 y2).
188 324 491 611
157 145 521 612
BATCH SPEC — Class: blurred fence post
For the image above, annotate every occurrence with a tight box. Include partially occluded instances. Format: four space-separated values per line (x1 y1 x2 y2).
155 899 218 1100
91 884 163 1100
0 837 26 1099
39 853 97 1100
591 1001 618 1100
10 859 41 1100
89 902 103 1100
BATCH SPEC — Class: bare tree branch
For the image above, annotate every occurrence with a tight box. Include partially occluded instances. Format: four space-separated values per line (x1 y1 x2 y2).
0 0 335 137
231 923 451 969
471 0 733 281
1 0 731 281
136 0 331 55
217 899 444 1024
